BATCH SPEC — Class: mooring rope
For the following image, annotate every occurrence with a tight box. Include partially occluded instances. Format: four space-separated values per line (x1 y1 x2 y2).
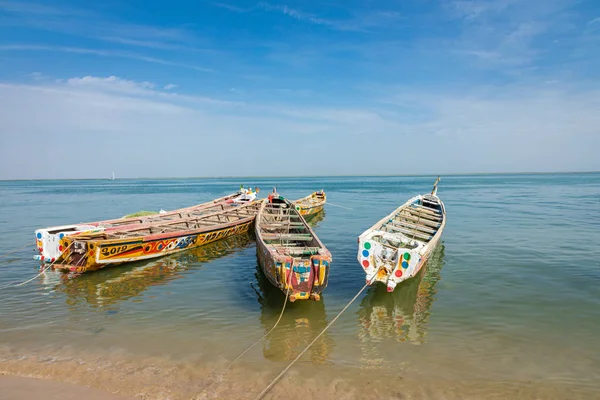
0 243 34 260
325 202 354 211
0 242 74 290
252 274 379 400
196 262 294 398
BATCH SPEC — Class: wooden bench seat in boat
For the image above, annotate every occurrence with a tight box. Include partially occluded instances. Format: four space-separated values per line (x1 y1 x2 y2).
276 246 321 255
410 204 440 215
383 224 432 241
396 212 441 227
389 220 437 234
260 222 306 228
262 233 314 241
405 208 442 222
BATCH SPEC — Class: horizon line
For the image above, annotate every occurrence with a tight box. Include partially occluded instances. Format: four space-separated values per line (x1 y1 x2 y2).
1 170 599 182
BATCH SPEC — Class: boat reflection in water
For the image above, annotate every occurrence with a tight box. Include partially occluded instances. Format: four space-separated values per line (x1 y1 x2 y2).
252 263 332 365
305 209 325 228
54 233 253 309
357 244 446 349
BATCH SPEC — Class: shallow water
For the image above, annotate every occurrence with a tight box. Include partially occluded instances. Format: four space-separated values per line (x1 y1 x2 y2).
1 174 599 399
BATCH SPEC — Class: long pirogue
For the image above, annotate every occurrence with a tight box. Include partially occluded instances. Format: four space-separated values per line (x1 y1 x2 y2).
255 190 331 301
34 187 260 273
357 178 446 292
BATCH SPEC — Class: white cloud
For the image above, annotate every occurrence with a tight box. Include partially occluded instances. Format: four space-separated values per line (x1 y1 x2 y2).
65 76 155 94
1 75 599 179
164 84 177 90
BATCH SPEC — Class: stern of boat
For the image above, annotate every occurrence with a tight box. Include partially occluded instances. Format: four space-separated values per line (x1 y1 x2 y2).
34 225 100 264
272 254 330 301
358 232 421 292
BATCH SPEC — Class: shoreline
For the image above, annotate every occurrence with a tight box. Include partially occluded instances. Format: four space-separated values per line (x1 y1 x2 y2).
0 374 133 400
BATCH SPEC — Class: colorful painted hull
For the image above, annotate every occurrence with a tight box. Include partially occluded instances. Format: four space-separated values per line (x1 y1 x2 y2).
52 200 262 273
357 180 446 292
293 191 326 217
34 188 258 263
256 194 331 301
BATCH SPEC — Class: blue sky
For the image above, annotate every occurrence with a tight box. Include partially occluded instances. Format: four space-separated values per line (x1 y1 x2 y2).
1 0 599 179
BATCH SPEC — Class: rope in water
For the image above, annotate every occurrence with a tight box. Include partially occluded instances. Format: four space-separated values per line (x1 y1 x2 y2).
326 202 354 211
0 243 34 260
196 253 294 398
252 277 377 400
0 242 74 290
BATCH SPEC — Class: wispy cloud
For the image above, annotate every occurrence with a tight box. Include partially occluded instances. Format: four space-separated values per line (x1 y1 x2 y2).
0 44 214 72
0 1 197 49
0 0 85 16
212 1 402 32
212 2 251 13
1 74 599 178
259 3 402 32
58 75 236 105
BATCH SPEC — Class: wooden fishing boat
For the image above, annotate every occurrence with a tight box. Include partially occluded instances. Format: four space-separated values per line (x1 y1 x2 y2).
357 178 446 292
255 190 331 301
34 187 260 271
293 190 326 217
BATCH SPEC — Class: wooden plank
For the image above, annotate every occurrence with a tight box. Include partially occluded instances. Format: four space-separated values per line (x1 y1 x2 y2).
405 208 442 221
262 222 306 228
388 220 437 234
281 247 321 255
395 212 440 227
409 205 440 216
262 233 313 241
383 225 432 241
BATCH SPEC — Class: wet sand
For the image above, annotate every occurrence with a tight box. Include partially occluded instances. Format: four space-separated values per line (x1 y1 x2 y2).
0 375 133 400
1 346 599 400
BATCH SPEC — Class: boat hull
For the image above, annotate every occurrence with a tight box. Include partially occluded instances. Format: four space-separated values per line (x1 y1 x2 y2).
256 194 331 301
55 219 254 273
293 191 326 218
358 191 446 292
34 190 256 263
256 235 330 301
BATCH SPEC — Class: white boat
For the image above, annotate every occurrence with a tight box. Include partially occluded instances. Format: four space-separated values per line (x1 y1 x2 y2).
357 177 446 292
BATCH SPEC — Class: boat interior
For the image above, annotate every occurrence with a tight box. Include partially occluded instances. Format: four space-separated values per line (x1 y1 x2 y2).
71 201 261 241
258 198 322 256
377 196 444 246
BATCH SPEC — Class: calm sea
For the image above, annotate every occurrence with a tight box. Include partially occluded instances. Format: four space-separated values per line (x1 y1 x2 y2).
0 174 599 400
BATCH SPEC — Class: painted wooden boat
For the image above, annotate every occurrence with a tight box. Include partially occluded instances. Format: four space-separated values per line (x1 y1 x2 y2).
51 199 261 273
255 190 331 301
34 188 260 270
293 190 326 217
357 178 446 292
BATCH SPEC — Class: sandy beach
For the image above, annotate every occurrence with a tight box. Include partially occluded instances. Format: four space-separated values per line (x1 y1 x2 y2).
0 375 133 400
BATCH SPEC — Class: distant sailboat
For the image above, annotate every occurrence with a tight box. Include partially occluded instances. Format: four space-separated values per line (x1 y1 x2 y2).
110 172 115 181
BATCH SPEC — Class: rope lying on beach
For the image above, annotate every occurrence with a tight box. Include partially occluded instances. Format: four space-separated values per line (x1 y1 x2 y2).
0 242 73 290
195 269 294 398
252 267 382 400
0 243 34 260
